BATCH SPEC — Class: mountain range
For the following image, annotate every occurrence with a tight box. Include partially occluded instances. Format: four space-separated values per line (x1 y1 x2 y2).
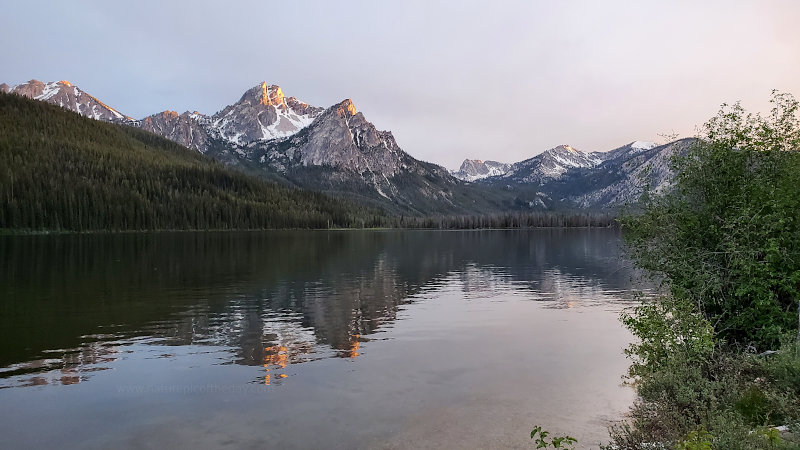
2 79 691 214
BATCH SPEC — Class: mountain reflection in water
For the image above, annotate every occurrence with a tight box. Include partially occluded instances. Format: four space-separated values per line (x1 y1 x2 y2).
0 229 640 390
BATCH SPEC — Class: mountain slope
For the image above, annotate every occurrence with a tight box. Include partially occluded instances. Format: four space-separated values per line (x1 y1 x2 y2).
0 92 381 231
569 139 693 207
139 110 215 152
501 145 602 184
7 79 133 123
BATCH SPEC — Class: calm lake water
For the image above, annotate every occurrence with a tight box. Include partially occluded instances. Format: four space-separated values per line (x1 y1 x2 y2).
0 229 645 449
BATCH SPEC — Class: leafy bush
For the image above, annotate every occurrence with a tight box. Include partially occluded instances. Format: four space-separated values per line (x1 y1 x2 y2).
612 92 800 449
621 91 800 350
530 426 577 449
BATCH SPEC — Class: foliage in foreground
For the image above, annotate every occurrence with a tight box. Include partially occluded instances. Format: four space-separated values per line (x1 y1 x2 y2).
530 426 577 449
610 92 800 449
622 91 800 350
609 300 800 449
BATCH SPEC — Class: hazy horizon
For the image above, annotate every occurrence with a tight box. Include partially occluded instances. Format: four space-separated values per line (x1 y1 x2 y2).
3 0 799 168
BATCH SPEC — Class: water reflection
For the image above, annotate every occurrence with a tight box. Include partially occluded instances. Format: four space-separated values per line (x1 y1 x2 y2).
0 229 640 389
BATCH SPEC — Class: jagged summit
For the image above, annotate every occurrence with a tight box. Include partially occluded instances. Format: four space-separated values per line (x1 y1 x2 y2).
333 99 358 117
238 82 287 108
211 82 323 144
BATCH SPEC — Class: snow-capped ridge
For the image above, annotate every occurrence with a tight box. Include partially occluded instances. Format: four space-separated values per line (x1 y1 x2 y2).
631 140 656 151
6 79 133 122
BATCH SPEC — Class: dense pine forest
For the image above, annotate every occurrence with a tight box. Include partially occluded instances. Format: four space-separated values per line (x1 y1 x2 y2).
390 211 617 229
0 93 385 231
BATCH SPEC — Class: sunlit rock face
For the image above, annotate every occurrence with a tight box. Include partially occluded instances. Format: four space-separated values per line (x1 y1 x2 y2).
8 80 133 123
211 82 324 145
0 83 10 93
452 159 512 181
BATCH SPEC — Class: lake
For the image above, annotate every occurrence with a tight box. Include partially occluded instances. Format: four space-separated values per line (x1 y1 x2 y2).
0 229 645 449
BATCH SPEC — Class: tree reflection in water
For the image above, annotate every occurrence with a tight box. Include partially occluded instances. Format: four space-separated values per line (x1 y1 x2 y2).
0 229 643 389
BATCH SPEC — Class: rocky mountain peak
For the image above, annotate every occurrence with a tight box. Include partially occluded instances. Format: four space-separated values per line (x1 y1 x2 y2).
211 82 323 144
237 82 287 108
261 82 286 107
334 99 358 117
459 159 481 173
0 83 9 93
549 144 580 155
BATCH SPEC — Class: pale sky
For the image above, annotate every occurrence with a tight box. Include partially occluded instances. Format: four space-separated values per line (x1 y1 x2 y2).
2 0 799 168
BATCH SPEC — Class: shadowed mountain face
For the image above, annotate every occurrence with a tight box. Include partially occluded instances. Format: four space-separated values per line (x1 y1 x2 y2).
0 229 639 383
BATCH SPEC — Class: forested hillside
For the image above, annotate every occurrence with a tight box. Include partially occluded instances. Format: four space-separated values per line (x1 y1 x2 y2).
0 92 383 231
